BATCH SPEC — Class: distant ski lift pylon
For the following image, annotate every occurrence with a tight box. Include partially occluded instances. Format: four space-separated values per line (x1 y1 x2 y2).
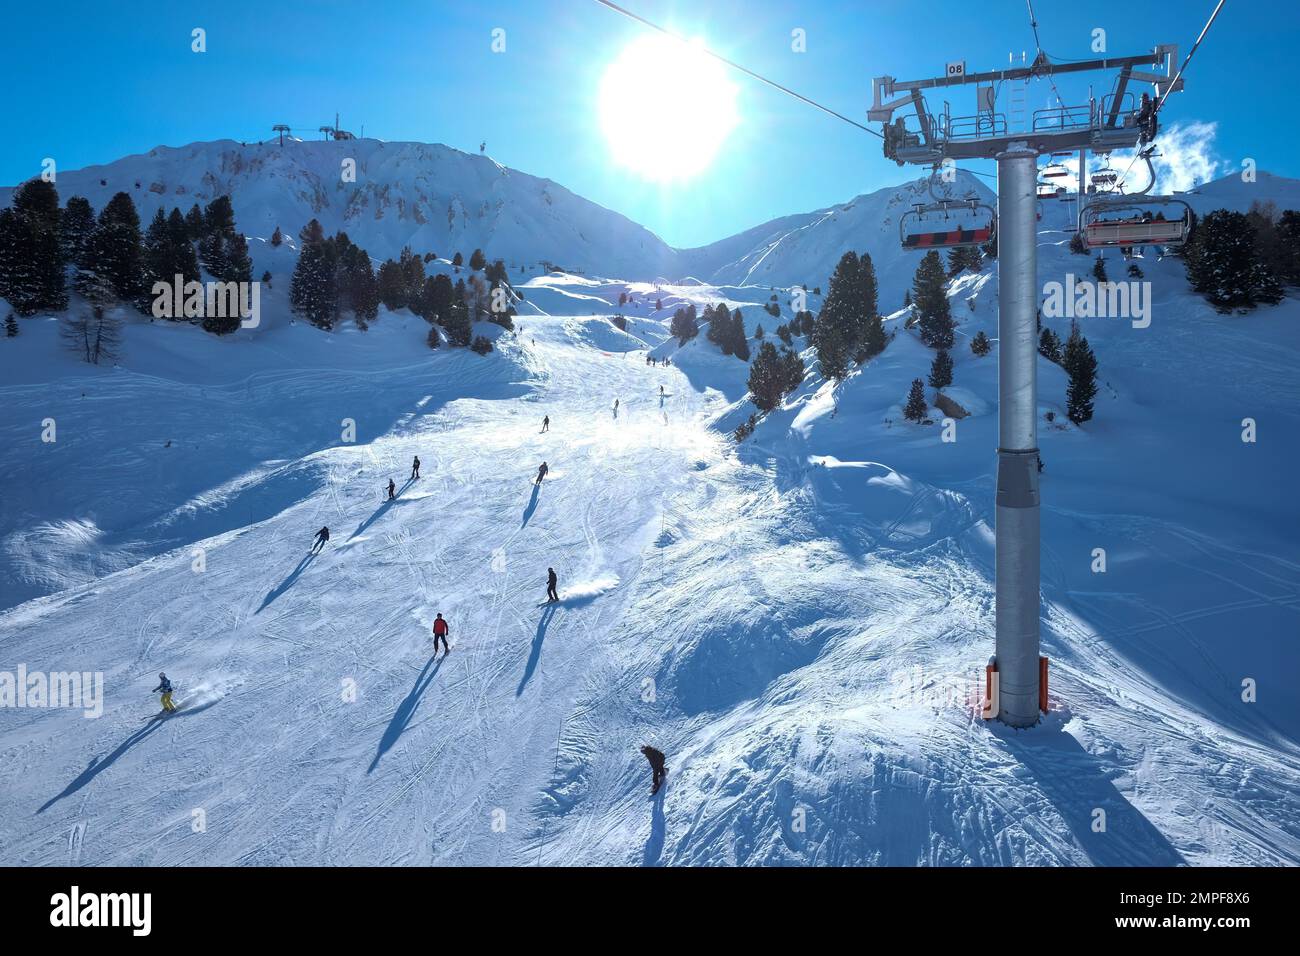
900 199 995 250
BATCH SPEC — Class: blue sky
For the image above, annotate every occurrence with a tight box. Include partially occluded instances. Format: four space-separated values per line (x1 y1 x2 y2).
3 0 1296 247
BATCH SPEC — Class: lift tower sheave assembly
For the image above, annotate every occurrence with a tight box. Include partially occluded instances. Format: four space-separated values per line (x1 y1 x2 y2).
868 48 1183 727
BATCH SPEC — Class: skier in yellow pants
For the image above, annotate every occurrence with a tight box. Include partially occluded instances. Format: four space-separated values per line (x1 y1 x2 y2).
153 673 177 713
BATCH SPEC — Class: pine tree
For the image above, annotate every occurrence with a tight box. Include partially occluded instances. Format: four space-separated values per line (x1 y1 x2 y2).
469 248 487 271
903 378 928 422
970 329 991 356
670 304 699 344
60 196 96 268
80 192 147 309
812 251 863 380
399 246 425 304
747 341 785 411
452 251 463 267
747 341 805 412
913 250 953 349
270 226 283 247
1184 209 1285 309
1063 322 1098 424
421 273 455 323
377 260 406 310
204 195 237 238
289 219 337 329
928 348 953 389
0 179 67 315
1092 255 1108 283
730 308 750 361
1038 327 1062 364
5 312 18 337
185 204 205 240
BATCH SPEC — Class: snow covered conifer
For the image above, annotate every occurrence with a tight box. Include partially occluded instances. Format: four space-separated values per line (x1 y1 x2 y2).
290 219 337 330
903 378 928 422
913 250 953 349
1063 322 1098 425
812 251 862 380
377 259 406 310
270 226 283 247
971 329 991 356
670 304 698 344
60 196 96 268
469 248 487 272
82 191 147 309
0 179 66 315
928 348 953 389
1038 327 1062 364
1092 255 1108 283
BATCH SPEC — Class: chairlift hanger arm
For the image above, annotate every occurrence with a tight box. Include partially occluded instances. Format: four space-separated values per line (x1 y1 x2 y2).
875 49 1168 98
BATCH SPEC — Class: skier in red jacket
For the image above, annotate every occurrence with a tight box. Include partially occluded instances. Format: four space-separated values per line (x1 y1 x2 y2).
432 613 450 656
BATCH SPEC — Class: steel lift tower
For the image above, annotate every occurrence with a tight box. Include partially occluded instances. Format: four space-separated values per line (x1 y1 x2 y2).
868 49 1183 726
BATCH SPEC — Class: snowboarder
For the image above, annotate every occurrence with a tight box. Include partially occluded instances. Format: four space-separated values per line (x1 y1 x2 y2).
311 526 330 553
411 456 421 479
536 461 549 485
432 613 450 656
659 385 665 397
387 478 396 500
546 567 559 603
542 415 550 433
152 673 177 713
640 744 667 795
614 399 619 413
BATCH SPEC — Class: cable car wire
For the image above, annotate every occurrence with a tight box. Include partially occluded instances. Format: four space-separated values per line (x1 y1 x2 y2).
591 0 882 138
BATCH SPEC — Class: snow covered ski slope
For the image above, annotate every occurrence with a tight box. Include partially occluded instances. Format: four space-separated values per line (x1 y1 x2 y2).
3 188 1300 865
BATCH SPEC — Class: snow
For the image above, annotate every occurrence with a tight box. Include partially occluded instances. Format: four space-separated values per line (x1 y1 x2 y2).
1 151 1299 866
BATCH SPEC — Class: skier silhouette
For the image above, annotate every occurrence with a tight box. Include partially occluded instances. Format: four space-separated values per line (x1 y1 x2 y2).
536 461 549 485
542 415 550 433
546 567 559 603
432 613 450 656
311 526 330 553
387 478 396 500
411 456 421 479
640 745 667 795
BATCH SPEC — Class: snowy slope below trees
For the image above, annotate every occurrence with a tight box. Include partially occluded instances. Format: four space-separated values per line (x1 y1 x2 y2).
2 154 1299 867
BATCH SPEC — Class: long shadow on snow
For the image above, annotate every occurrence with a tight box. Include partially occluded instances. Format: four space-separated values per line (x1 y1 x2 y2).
368 655 445 774
521 483 541 528
642 791 666 866
997 720 1185 866
350 477 417 540
256 551 318 613
517 604 558 697
37 701 220 814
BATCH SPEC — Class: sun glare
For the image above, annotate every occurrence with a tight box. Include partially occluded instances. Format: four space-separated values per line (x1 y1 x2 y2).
598 34 739 182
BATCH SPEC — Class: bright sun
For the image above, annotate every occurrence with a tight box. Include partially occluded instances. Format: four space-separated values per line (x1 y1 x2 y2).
598 34 739 182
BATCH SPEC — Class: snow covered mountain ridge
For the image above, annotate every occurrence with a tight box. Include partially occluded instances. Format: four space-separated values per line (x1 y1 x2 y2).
1 138 992 302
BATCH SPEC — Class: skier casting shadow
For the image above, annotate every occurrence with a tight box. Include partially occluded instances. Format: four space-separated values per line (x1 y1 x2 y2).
37 699 220 813
368 654 446 774
351 477 416 539
256 551 318 613
516 603 557 697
